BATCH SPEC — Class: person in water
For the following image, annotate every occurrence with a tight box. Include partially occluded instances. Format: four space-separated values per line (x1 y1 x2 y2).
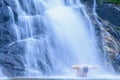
72 65 98 77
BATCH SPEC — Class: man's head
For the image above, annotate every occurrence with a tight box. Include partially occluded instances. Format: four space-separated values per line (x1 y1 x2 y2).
82 66 89 73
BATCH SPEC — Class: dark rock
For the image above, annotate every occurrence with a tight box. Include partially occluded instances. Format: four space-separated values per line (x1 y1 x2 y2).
0 0 4 7
0 41 26 77
81 0 94 7
4 0 16 8
4 0 18 21
0 53 22 77
110 53 120 72
94 6 120 72
0 6 10 23
0 24 16 49
0 0 17 49
97 3 120 27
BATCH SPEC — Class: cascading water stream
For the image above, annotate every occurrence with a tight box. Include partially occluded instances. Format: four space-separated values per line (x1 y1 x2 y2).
2 0 120 78
45 0 106 74
9 0 105 77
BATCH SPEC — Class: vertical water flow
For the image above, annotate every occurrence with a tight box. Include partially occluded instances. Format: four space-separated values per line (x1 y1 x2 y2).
45 0 105 76
13 0 46 76
8 0 112 77
93 0 108 70
8 6 21 40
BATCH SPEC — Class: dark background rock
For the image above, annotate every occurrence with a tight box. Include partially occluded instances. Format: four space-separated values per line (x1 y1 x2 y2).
96 3 120 27
81 0 94 7
81 0 120 72
0 3 10 23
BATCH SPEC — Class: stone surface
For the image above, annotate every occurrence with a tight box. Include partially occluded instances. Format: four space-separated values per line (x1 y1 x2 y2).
0 0 16 49
0 0 25 75
95 5 120 72
97 3 120 27
0 0 10 23
0 41 26 77
81 0 94 7
83 1 120 72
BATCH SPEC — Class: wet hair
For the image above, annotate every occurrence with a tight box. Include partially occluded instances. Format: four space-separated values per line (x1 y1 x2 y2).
82 66 88 73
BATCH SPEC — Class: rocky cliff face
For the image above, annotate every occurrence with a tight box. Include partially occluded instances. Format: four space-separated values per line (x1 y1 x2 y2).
96 3 120 72
0 0 25 77
82 0 120 72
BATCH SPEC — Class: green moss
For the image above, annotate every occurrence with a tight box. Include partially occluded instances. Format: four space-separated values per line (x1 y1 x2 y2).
107 0 120 4
99 0 120 4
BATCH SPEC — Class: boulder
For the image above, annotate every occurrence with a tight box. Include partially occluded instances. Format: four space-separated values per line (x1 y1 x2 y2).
0 0 10 23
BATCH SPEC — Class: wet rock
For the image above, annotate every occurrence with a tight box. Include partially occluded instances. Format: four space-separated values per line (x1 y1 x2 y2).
4 0 18 21
83 1 120 72
0 0 17 49
110 53 120 72
97 3 120 27
0 41 26 77
94 16 120 72
0 0 4 7
81 0 94 7
0 4 10 23
0 24 16 49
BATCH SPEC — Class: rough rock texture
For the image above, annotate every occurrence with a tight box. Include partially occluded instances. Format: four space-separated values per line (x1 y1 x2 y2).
0 0 16 49
95 3 120 72
81 0 120 72
0 0 23 77
0 41 26 77
97 3 120 27
0 0 47 77
96 18 120 72
81 0 94 7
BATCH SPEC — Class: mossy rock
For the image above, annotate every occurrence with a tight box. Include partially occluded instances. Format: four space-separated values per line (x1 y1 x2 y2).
99 0 120 4
107 0 120 4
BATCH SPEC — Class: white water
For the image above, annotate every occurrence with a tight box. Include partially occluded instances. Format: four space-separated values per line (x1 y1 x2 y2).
1 0 119 78
44 0 106 76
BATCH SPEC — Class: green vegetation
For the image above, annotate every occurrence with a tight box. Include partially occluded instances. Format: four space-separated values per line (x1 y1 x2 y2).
99 0 120 4
107 0 120 4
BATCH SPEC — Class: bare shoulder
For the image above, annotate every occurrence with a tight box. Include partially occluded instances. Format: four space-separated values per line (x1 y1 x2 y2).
88 66 98 69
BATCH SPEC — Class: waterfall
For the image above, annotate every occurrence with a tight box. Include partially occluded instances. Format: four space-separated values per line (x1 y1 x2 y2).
2 0 119 78
44 0 106 76
9 0 103 77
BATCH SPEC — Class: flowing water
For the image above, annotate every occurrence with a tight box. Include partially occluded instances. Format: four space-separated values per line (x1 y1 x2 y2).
1 0 120 79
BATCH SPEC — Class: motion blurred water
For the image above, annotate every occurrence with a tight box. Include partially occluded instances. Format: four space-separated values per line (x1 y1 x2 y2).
44 0 106 76
1 0 118 78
